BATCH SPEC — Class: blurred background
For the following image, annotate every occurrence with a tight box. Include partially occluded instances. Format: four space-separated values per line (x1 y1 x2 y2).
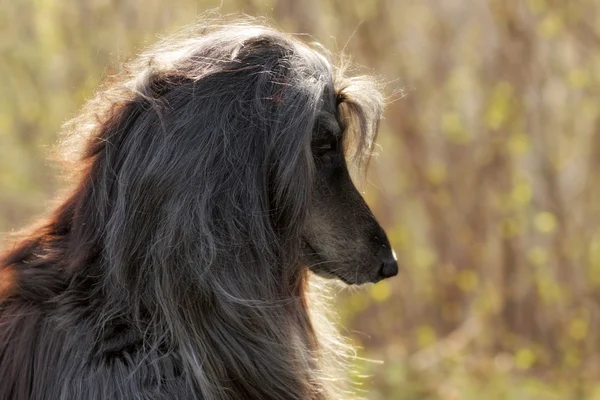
2 1 600 399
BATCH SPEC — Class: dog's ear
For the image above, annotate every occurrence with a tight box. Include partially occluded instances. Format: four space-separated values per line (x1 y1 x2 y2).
263 67 329 236
333 75 384 170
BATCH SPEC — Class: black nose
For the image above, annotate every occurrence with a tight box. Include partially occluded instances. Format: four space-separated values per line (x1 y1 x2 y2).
378 255 398 279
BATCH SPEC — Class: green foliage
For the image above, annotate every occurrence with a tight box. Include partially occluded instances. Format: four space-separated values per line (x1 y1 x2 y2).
3 0 600 398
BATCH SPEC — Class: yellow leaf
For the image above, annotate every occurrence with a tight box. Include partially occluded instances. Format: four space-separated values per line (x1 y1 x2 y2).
413 247 436 269
485 82 513 129
527 247 548 266
388 226 410 249
426 162 447 185
588 234 600 285
511 181 532 205
537 276 563 304
568 318 589 341
441 112 470 144
564 348 581 367
457 269 478 292
515 348 536 370
498 218 521 238
568 68 590 89
538 14 563 38
527 0 546 14
370 281 392 303
534 212 557 234
415 325 437 348
508 133 530 155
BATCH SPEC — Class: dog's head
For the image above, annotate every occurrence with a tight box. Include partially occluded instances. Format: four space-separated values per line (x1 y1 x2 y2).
72 24 396 287
299 86 397 285
223 32 399 285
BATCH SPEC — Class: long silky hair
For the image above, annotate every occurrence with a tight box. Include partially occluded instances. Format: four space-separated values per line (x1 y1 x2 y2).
0 18 384 400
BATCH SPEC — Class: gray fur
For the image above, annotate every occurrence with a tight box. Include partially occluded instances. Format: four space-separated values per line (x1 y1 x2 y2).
0 19 395 400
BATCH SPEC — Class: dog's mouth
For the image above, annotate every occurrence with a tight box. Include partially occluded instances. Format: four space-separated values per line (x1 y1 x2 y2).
301 239 340 280
300 239 382 285
300 239 323 269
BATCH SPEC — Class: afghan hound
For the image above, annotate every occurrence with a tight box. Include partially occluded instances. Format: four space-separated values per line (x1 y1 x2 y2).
0 19 397 400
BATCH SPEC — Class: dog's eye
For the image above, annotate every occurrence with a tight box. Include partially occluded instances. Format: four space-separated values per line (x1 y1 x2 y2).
313 137 339 157
316 142 334 153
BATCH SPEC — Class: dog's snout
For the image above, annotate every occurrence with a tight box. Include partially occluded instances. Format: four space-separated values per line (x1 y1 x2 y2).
378 253 398 280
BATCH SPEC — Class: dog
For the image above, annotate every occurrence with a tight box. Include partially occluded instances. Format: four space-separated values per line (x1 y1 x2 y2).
0 20 397 400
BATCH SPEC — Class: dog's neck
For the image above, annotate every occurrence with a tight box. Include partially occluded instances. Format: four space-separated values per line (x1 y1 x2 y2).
7 173 333 400
130 261 328 400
